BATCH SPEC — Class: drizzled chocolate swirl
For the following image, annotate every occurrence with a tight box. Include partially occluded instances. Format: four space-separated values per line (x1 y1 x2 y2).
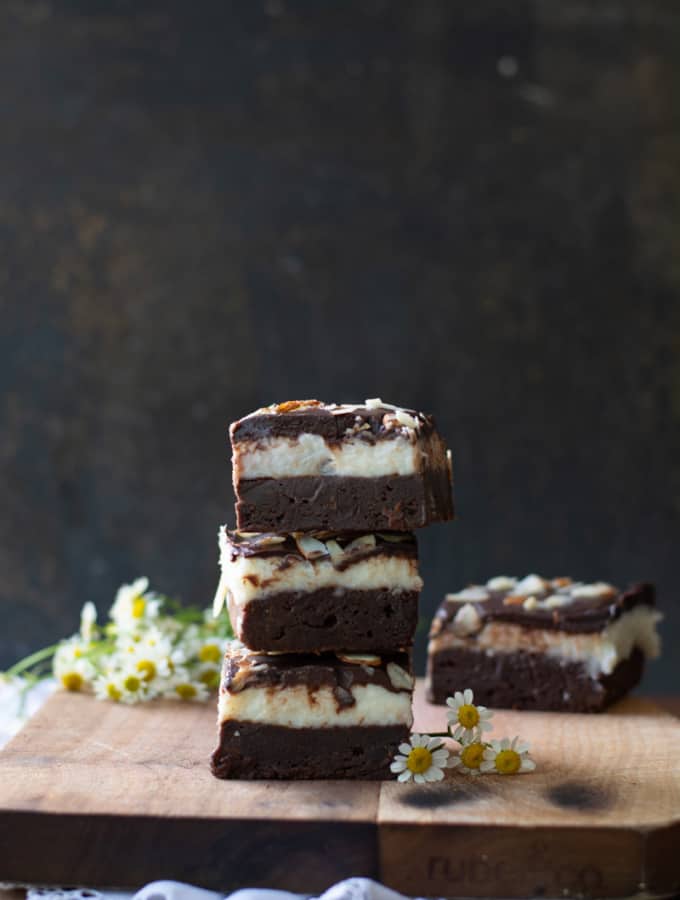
223 528 418 570
230 399 437 444
432 576 655 636
222 646 414 714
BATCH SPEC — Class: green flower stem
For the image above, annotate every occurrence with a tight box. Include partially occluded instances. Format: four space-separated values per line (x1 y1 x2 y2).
5 643 60 679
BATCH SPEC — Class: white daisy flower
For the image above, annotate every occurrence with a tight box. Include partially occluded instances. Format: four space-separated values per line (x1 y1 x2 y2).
79 602 98 641
93 670 127 703
449 732 488 775
117 629 175 686
164 671 210 702
480 736 536 775
196 662 221 690
446 688 494 741
390 733 450 783
53 639 96 692
112 662 160 704
109 577 161 632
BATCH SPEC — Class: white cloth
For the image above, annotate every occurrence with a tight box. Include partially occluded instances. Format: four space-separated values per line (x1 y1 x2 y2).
24 880 424 900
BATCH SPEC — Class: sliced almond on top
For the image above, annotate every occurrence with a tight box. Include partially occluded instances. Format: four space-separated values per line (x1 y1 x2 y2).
386 662 415 691
275 399 321 413
325 539 344 563
253 534 287 547
336 652 383 667
212 571 230 617
295 535 328 560
394 409 419 430
344 534 377 554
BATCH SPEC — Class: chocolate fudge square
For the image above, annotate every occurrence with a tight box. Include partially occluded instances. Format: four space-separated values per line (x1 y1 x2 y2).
211 645 414 780
426 575 661 713
229 399 454 533
213 528 422 654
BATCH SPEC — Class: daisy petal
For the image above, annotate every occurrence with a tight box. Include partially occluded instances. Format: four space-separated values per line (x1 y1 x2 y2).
520 758 536 772
398 770 412 782
479 760 495 772
414 773 425 784
454 691 464 706
390 760 407 773
482 748 496 760
398 743 412 755
426 767 445 782
463 688 473 705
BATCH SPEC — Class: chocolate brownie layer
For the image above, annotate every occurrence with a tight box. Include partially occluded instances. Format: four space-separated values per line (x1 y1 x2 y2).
211 721 410 780
229 587 419 653
235 472 452 532
426 646 645 712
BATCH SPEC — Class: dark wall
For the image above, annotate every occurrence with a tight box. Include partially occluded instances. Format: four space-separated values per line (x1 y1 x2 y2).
1 1 679 691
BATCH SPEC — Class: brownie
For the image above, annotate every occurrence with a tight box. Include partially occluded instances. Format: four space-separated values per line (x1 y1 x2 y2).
426 575 661 712
215 528 422 653
211 644 414 780
229 399 453 532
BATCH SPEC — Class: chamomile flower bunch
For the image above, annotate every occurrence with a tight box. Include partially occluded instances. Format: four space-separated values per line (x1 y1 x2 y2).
391 687 536 782
3 578 233 705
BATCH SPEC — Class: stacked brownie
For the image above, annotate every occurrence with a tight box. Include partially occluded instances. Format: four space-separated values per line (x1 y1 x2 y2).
211 399 454 779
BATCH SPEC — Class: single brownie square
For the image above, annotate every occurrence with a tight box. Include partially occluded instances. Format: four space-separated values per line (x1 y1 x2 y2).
426 575 661 713
213 528 422 654
211 645 414 780
229 399 453 532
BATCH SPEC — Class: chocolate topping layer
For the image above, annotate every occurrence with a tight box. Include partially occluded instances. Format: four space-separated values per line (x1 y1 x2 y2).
432 578 655 636
230 399 436 444
223 528 418 568
221 645 413 713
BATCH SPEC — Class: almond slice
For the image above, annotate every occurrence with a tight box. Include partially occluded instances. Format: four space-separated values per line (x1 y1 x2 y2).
212 571 230 617
344 534 377 554
336 652 383 667
295 535 328 560
325 539 344 563
386 662 415 691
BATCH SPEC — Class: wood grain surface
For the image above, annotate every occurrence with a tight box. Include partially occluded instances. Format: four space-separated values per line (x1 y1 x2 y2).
0 682 678 897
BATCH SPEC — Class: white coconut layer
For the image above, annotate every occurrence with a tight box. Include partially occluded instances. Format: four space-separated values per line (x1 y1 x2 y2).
218 682 414 729
430 605 662 678
233 433 421 479
224 551 423 609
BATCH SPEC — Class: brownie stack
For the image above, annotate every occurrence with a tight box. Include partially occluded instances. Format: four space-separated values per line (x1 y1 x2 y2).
211 399 454 780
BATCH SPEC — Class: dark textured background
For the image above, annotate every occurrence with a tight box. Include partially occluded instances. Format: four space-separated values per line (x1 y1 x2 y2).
1 0 678 691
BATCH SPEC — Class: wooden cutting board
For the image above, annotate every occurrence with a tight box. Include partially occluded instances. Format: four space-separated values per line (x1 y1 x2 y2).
0 682 678 899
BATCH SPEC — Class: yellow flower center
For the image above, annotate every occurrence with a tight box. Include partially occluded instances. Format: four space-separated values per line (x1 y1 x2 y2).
124 675 141 693
495 748 521 774
458 704 480 729
199 668 220 688
132 597 146 618
61 672 84 692
136 660 157 682
73 648 83 659
107 684 121 701
175 683 197 700
460 742 485 769
407 746 433 775
199 643 221 663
